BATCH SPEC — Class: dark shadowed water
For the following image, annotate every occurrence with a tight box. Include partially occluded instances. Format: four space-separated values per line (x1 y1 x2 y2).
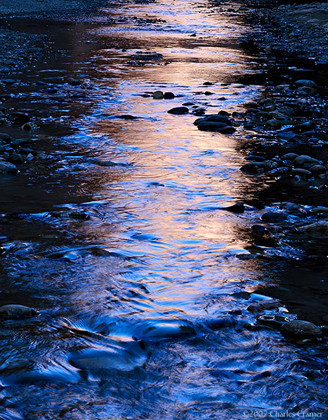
0 1 327 419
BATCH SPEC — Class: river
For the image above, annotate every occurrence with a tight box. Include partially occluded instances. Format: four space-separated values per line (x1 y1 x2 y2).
0 0 327 419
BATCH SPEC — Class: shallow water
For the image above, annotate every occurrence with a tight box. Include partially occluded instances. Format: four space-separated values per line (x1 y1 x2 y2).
0 0 327 419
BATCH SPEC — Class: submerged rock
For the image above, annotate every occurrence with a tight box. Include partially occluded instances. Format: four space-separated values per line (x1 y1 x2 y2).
69 342 147 372
0 304 38 320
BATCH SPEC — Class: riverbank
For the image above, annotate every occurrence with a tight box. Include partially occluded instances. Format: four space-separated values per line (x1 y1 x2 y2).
0 0 105 16
234 1 328 326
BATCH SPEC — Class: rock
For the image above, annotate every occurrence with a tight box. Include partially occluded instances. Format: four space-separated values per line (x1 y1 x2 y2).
192 108 206 116
295 79 317 88
280 320 322 338
131 52 163 61
291 168 312 177
240 161 270 174
167 106 189 115
194 115 235 133
194 114 230 125
247 300 281 313
69 342 147 372
22 123 32 131
164 92 175 99
7 153 24 164
281 153 298 161
294 155 319 167
0 304 38 320
69 211 90 220
265 119 282 129
9 112 31 125
261 211 286 223
197 122 235 133
0 133 12 142
224 202 245 213
298 221 328 239
152 91 164 99
310 165 326 175
11 138 34 146
0 161 18 174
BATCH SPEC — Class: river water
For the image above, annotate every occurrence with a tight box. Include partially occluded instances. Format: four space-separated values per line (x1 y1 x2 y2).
0 1 327 419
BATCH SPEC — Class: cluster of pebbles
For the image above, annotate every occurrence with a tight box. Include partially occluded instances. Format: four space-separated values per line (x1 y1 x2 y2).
0 109 38 175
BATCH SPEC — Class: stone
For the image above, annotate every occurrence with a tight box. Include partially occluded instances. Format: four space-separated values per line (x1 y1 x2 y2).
295 79 317 88
0 133 11 142
310 165 326 175
294 155 319 167
240 161 270 174
224 202 245 213
298 221 328 239
280 320 322 338
194 114 230 126
0 161 18 174
247 300 281 313
291 168 312 177
152 91 164 99
261 211 286 223
164 92 175 99
0 304 38 320
167 107 189 115
9 112 31 125
265 119 282 129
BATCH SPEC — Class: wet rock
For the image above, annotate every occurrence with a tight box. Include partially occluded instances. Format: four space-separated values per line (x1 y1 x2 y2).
265 119 282 129
192 108 206 116
152 91 164 99
310 165 326 175
0 304 38 320
22 122 32 131
167 106 189 115
7 153 24 164
280 320 322 338
131 52 163 61
224 202 245 213
9 112 30 125
294 155 319 167
291 168 312 177
11 138 34 147
295 79 317 88
0 133 11 142
261 211 286 223
247 300 281 313
69 342 147 372
0 161 18 174
240 161 270 174
69 211 90 220
297 221 328 239
194 114 235 133
164 92 175 99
